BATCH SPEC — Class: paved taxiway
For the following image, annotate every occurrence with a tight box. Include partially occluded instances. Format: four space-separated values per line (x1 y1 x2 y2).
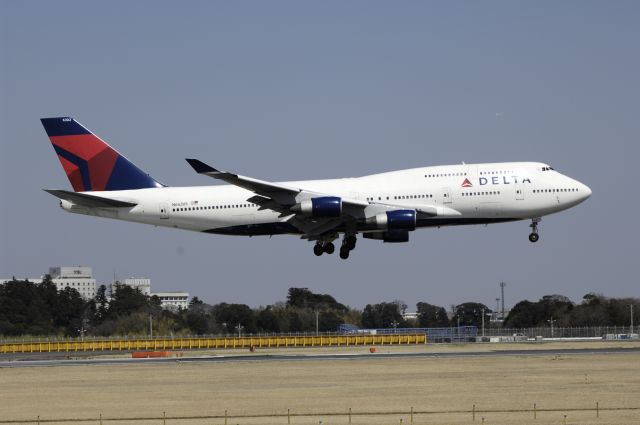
2 346 639 368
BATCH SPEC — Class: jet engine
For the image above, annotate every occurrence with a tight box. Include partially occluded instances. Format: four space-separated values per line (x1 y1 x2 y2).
291 196 342 218
363 229 410 243
368 209 416 231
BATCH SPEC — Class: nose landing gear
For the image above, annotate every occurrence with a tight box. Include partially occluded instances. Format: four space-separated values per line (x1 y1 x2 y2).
529 218 541 243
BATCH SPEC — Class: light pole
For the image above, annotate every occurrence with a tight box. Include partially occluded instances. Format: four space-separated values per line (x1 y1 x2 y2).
149 313 153 339
481 308 485 337
315 310 319 336
495 298 500 320
631 304 634 334
78 324 86 342
235 323 244 338
391 320 399 333
547 317 556 338
500 282 506 319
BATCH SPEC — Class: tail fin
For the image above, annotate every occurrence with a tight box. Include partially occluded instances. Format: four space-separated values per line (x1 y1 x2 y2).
40 117 164 192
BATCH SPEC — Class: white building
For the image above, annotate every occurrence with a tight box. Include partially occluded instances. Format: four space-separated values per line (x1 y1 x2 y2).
151 292 190 311
115 278 151 296
0 266 97 300
114 278 189 310
402 312 419 321
2 269 190 309
48 266 97 300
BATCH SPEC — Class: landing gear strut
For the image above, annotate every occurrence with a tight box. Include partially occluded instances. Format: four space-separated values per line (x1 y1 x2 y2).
339 234 357 260
529 218 541 243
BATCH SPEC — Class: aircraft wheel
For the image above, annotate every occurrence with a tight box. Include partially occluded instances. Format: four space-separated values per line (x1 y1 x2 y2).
339 247 350 260
529 233 539 243
313 243 324 256
345 235 357 250
324 242 335 254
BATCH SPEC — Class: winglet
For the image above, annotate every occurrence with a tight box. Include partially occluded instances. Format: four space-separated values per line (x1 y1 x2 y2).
186 158 219 174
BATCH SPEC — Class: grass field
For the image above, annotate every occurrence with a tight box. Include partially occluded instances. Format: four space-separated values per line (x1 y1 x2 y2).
1 342 639 424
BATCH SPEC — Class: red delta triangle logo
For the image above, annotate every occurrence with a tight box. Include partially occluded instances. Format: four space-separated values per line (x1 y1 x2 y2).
461 178 473 188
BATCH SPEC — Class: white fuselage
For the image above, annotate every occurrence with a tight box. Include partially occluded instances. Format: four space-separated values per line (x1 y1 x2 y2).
59 162 591 237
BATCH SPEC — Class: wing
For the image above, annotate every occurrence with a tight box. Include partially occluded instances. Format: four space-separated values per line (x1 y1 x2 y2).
185 159 460 237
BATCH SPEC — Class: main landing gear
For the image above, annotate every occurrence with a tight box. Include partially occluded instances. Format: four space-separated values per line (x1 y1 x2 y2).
313 240 335 256
339 234 357 260
529 218 541 243
313 234 357 260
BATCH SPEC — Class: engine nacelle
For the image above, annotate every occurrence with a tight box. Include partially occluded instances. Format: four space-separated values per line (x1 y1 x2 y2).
363 229 410 243
368 209 416 231
291 196 342 218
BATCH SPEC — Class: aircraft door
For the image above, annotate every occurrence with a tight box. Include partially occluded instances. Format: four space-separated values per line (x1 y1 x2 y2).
442 187 452 204
515 183 524 200
159 202 170 219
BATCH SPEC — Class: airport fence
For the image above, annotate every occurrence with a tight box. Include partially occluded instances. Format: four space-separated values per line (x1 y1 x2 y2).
478 325 635 339
1 403 639 424
0 325 635 347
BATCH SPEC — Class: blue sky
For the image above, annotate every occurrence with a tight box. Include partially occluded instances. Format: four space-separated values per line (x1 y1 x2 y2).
1 1 638 310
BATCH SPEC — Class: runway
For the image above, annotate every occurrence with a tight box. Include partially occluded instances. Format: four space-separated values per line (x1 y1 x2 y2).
1 345 639 368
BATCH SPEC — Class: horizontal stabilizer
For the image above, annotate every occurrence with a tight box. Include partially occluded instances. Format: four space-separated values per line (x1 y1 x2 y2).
44 189 137 208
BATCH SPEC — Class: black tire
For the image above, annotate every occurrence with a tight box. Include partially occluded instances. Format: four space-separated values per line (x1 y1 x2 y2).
346 235 357 250
339 248 350 259
313 244 324 256
529 233 539 243
324 242 335 254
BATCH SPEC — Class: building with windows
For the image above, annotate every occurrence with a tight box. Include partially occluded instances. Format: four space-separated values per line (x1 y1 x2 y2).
48 266 97 300
151 292 190 311
2 268 190 309
113 278 189 310
1 266 97 300
115 278 151 296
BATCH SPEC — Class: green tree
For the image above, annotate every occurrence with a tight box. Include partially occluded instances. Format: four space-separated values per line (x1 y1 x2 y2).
213 303 256 334
362 302 404 329
416 302 450 327
94 284 109 324
318 310 342 332
256 306 280 332
453 302 491 328
504 295 575 328
108 283 149 318
0 279 54 335
286 288 347 312
503 300 539 328
54 287 85 336
184 299 211 335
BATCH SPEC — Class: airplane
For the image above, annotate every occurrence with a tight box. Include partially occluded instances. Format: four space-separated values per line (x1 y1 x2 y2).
41 117 592 260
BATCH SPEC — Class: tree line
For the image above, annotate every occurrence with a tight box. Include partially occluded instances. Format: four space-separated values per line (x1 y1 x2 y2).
0 277 637 337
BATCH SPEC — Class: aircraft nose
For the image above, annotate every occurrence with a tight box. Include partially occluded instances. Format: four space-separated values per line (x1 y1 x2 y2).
580 182 592 200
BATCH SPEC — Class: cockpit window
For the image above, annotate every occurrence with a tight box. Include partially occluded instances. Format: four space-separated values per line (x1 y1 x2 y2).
542 166 555 171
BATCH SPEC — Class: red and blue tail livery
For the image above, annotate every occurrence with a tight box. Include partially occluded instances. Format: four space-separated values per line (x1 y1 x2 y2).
41 117 163 192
